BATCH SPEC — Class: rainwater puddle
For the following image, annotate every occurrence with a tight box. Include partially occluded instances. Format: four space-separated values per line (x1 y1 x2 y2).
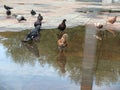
0 26 120 90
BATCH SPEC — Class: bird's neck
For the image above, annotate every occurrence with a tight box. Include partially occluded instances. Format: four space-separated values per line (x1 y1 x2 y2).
62 21 66 24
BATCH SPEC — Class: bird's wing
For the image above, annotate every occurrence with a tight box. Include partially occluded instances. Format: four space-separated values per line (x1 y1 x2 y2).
16 15 22 20
58 24 62 29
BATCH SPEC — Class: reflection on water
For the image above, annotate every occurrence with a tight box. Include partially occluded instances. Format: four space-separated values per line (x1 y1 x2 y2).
22 39 40 57
56 51 67 74
81 24 97 90
0 26 120 90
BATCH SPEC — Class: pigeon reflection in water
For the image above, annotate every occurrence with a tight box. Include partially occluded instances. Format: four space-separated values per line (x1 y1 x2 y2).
22 41 40 57
56 51 66 74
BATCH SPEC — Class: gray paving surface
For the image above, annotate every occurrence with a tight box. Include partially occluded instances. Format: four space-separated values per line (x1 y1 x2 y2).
0 0 120 31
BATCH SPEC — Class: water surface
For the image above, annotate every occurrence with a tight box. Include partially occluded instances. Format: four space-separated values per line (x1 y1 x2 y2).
0 26 120 90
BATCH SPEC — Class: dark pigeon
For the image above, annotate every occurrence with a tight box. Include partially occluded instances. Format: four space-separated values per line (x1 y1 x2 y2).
25 25 41 41
58 19 66 32
4 5 13 10
34 19 42 27
6 10 11 16
37 14 43 21
31 9 36 16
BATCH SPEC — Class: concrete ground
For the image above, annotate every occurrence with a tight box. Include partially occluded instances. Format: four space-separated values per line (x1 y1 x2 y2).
0 0 120 31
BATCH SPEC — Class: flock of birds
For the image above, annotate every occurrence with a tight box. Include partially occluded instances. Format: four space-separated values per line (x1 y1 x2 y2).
3 5 118 51
4 5 67 52
94 16 117 40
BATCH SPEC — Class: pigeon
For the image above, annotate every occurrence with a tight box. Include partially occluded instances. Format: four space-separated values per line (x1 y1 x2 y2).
58 19 66 32
107 16 117 24
31 9 36 16
57 33 68 52
4 5 13 10
6 10 11 18
37 13 43 21
25 25 41 41
13 14 27 22
94 23 103 29
94 23 103 40
34 19 42 27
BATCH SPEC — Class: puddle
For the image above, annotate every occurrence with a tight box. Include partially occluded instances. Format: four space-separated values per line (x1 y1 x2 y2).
75 7 102 13
0 26 120 90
